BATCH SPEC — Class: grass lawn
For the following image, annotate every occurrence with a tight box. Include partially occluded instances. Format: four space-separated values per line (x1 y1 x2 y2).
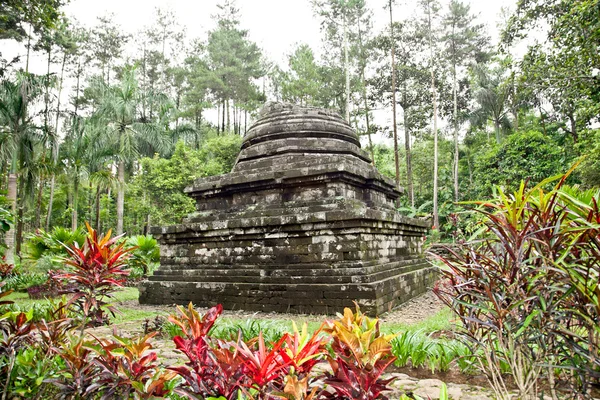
5 287 455 334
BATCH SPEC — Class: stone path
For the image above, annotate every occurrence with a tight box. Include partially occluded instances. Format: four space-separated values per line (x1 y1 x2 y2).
388 373 494 400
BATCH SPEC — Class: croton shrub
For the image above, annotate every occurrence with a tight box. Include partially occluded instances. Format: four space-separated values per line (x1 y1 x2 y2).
0 221 400 399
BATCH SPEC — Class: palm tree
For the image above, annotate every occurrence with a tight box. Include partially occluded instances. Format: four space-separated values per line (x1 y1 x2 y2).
0 75 44 262
471 63 512 143
96 68 168 234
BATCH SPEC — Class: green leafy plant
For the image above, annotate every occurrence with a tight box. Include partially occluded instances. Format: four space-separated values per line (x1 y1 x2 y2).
126 235 160 278
2 272 47 292
213 318 286 345
433 169 600 398
23 227 86 272
49 222 133 327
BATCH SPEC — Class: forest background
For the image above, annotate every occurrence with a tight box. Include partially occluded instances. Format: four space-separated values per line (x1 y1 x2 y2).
0 0 599 263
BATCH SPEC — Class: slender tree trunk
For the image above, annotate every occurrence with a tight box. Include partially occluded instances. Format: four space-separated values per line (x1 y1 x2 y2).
233 104 237 135
86 181 93 223
357 16 375 166
25 24 32 73
217 101 221 134
427 1 440 229
343 12 350 123
453 63 459 203
494 120 501 144
226 99 230 132
116 161 125 235
244 109 247 134
389 0 400 191
403 106 415 208
5 168 17 263
34 172 44 229
46 52 67 230
15 173 25 257
221 98 226 135
105 187 112 234
142 43 147 121
71 176 79 231
95 185 101 233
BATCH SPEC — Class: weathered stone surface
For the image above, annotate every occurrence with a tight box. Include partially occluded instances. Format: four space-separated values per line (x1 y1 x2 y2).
139 102 437 315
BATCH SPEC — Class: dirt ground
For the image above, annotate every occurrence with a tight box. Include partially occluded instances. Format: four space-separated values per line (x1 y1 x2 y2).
115 289 447 326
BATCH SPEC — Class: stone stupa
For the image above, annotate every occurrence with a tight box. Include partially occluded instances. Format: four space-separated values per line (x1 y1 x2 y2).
139 102 436 315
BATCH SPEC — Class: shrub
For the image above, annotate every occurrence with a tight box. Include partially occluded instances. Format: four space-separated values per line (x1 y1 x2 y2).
0 256 14 279
49 222 132 327
433 172 600 398
2 272 47 292
321 304 398 399
126 235 160 278
23 227 86 272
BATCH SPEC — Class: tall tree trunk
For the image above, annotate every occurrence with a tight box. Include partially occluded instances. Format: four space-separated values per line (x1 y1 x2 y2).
389 0 400 191
34 173 44 229
25 24 32 73
427 0 440 229
141 43 147 121
233 104 237 135
71 176 79 231
221 98 226 135
494 120 501 144
403 105 415 208
343 12 350 123
432 71 439 230
46 53 67 230
116 161 125 235
244 109 247 134
357 15 375 166
217 101 221 134
86 181 93 223
5 168 17 263
95 185 102 233
452 63 459 203
226 99 230 132
15 172 25 257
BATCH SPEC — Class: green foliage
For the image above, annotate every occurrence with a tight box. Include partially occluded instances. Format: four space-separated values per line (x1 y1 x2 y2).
578 129 600 188
7 347 64 398
391 330 476 374
473 130 564 198
23 227 86 272
212 318 287 345
132 137 241 227
126 235 160 277
2 272 47 292
434 173 600 398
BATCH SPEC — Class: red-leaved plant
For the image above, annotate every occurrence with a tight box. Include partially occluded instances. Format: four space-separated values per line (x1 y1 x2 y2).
50 222 133 327
169 303 250 399
88 332 176 399
168 304 326 400
320 305 397 400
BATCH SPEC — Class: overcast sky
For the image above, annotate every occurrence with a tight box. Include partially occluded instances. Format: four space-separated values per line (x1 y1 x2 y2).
61 0 515 66
3 0 519 144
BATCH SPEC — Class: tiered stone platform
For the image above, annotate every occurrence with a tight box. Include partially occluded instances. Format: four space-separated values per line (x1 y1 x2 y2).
139 102 436 315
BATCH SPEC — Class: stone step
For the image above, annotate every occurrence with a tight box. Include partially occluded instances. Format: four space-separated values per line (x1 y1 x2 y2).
150 258 426 284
